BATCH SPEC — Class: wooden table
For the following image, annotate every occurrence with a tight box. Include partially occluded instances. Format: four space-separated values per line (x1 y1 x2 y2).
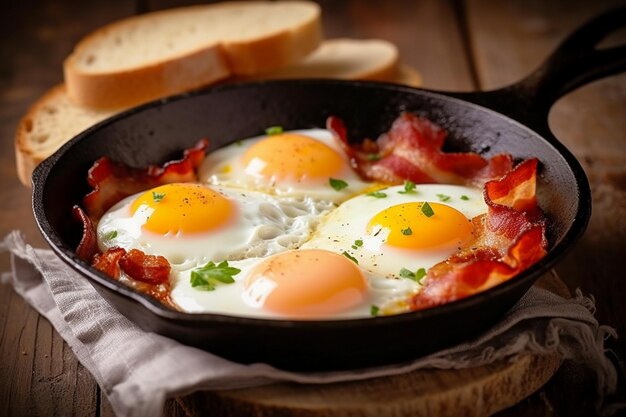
1 1 625 416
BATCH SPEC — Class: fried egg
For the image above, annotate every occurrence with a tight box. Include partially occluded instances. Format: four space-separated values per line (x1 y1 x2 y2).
300 184 488 278
170 248 420 319
97 182 333 270
199 128 371 203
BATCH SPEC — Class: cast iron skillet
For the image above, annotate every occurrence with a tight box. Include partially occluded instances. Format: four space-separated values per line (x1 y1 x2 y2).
33 9 626 371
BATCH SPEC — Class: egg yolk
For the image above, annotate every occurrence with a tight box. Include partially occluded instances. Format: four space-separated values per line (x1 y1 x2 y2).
131 183 234 235
243 249 367 317
367 202 472 250
241 134 345 182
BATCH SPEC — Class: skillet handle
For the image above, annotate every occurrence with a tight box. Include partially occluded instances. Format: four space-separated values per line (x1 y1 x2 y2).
447 7 626 139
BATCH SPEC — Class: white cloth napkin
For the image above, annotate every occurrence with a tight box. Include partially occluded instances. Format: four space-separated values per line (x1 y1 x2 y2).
1 231 623 417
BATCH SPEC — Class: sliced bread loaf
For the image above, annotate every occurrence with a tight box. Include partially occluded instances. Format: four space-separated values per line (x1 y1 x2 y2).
395 65 423 87
240 38 400 82
15 85 116 186
64 1 322 109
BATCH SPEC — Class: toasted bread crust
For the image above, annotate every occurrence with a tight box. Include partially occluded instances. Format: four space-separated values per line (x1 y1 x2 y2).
64 1 322 109
65 44 230 109
394 65 423 87
238 38 400 82
15 84 116 186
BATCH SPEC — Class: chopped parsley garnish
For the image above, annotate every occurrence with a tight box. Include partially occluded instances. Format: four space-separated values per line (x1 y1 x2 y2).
461 195 470 201
367 191 387 198
421 202 435 217
342 251 358 264
265 125 283 135
329 178 348 191
370 305 380 317
103 230 118 241
401 227 413 235
399 267 427 283
152 192 166 202
437 193 451 202
415 268 427 282
398 180 416 194
190 260 241 291
399 268 415 279
234 140 243 146
366 153 382 161
351 239 363 250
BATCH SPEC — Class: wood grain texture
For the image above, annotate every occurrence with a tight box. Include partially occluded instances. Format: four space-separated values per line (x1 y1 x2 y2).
180 354 559 417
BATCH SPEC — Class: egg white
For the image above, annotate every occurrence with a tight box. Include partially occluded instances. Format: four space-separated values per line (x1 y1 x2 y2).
198 128 371 203
97 185 333 270
170 255 421 319
300 184 488 278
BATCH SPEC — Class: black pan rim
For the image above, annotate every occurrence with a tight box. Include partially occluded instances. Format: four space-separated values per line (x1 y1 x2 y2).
31 78 591 329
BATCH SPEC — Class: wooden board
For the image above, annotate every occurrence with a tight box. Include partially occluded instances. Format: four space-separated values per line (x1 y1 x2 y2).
172 271 566 417
182 356 559 417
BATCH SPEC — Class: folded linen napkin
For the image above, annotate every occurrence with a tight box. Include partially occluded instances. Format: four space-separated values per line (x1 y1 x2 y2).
1 231 623 417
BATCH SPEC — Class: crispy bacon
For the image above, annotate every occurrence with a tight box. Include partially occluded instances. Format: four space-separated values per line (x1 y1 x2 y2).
90 247 175 308
83 139 209 221
409 159 548 311
72 205 99 262
119 249 171 285
328 112 514 186
92 247 126 279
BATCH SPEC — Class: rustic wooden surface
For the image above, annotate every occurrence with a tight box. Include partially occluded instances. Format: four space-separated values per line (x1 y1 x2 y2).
1 1 625 416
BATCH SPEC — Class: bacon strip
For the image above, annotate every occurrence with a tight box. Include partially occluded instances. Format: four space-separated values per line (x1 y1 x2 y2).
92 247 126 279
83 139 209 221
409 159 547 311
72 205 99 262
88 246 175 308
328 112 513 186
119 249 171 285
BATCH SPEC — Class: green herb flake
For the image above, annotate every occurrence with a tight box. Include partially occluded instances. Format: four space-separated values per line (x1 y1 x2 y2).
421 202 435 217
415 268 427 283
342 251 358 264
400 267 427 283
103 230 118 241
235 140 243 147
437 193 451 202
366 153 382 161
265 125 283 136
401 227 413 236
329 178 349 191
367 191 387 198
370 305 380 317
152 192 166 202
398 180 416 194
190 260 241 291
460 195 470 201
351 239 364 250
399 268 416 279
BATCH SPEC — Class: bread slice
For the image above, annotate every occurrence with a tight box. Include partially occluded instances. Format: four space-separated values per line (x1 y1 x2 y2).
15 85 116 186
64 1 322 109
240 38 400 82
394 64 423 87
